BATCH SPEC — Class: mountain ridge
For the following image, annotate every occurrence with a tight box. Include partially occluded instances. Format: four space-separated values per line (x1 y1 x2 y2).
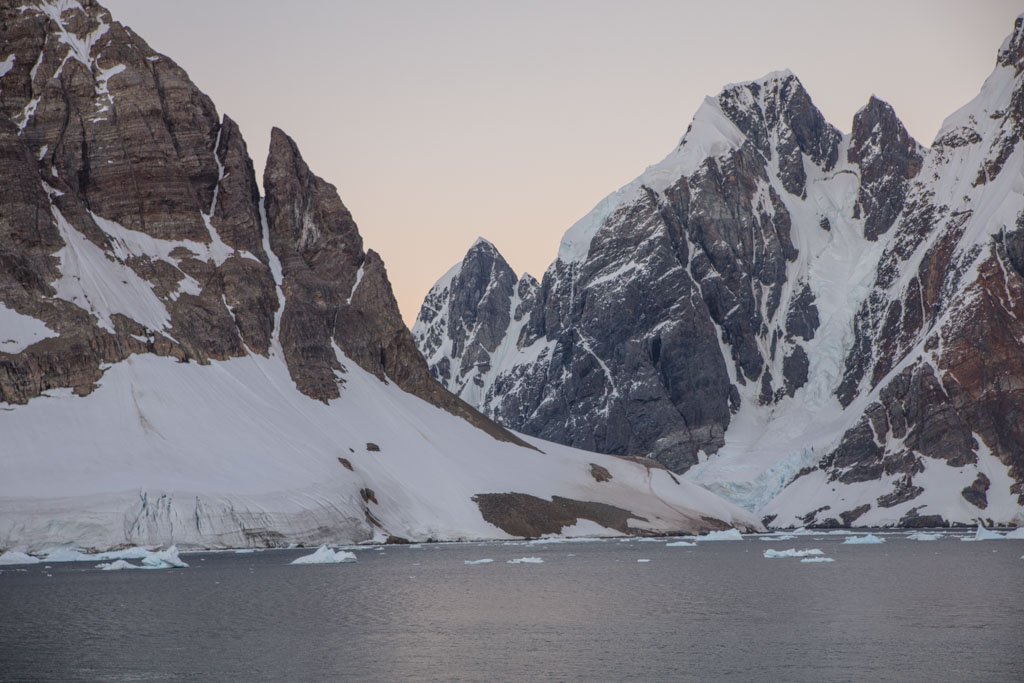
415 16 1024 528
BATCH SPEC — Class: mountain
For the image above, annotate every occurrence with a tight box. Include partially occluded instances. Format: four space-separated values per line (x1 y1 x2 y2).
0 0 761 552
415 17 1024 528
413 237 539 409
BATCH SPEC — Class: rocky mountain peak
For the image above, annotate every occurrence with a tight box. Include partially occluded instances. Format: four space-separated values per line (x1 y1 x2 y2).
997 14 1024 70
469 235 498 251
716 70 841 197
848 96 923 240
413 237 523 398
265 126 364 274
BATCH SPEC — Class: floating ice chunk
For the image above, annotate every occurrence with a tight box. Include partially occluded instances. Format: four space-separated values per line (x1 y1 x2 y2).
907 532 943 542
665 541 696 547
963 525 1006 541
290 545 357 565
1004 528 1024 539
760 534 798 542
637 559 651 563
234 549 257 554
764 548 824 558
464 559 494 565
0 550 40 566
507 557 544 564
842 534 886 545
142 546 188 568
800 557 835 563
408 544 423 549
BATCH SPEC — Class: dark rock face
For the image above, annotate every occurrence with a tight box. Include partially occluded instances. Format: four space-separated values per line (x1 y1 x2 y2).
413 239 522 399
962 473 991 509
263 127 363 400
416 21 1024 525
589 463 612 483
0 0 273 402
847 97 924 240
472 492 644 537
717 72 842 198
839 504 871 526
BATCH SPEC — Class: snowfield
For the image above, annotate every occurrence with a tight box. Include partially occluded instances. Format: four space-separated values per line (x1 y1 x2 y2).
0 349 760 553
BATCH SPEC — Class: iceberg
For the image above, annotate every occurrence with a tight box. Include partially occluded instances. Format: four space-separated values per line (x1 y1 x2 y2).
141 546 189 569
842 534 886 545
290 545 357 565
963 525 1006 541
507 557 544 564
464 559 494 565
763 548 824 558
665 541 696 547
907 532 943 541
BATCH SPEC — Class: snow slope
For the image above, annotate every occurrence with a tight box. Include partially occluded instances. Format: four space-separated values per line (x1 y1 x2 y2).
0 345 758 552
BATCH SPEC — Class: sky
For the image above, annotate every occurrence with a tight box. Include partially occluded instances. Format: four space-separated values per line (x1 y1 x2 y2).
104 0 1022 323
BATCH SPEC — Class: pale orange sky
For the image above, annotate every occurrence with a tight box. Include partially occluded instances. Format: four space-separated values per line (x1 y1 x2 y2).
105 0 1021 324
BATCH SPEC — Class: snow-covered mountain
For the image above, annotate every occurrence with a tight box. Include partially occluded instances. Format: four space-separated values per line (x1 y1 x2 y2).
0 0 762 552
415 16 1024 528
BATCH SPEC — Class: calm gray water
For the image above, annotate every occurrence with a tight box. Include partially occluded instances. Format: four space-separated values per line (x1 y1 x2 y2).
1 533 1022 682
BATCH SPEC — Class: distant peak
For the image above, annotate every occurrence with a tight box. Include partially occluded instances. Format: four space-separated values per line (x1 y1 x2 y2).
269 126 292 145
853 95 898 122
849 94 918 160
715 69 814 126
518 272 539 287
997 14 1024 68
470 236 496 251
722 68 798 91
